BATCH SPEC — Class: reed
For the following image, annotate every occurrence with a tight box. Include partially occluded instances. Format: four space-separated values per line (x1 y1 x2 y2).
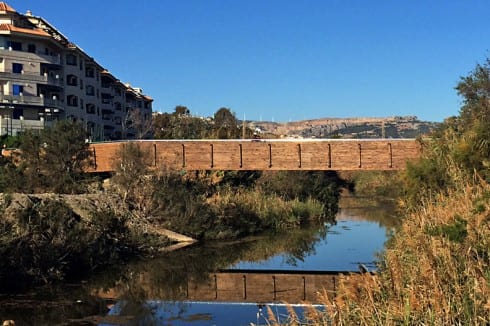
302 181 489 325
208 188 325 230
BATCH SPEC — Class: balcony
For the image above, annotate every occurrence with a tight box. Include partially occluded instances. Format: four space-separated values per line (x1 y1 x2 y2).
101 107 114 121
0 69 63 86
0 48 61 65
0 116 54 136
0 94 64 110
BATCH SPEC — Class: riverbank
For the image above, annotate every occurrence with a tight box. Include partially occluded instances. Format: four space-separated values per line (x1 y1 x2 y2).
0 192 188 290
0 167 341 291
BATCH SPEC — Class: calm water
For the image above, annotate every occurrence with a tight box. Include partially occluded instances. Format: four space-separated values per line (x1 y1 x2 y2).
0 197 397 325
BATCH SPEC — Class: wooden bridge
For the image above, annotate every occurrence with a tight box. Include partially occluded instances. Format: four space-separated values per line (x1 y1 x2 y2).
87 138 421 172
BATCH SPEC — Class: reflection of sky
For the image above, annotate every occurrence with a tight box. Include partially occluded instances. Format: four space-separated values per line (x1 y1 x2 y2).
105 301 324 326
231 219 387 271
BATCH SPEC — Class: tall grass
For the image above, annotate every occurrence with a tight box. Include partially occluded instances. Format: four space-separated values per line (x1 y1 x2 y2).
302 181 489 325
208 188 325 230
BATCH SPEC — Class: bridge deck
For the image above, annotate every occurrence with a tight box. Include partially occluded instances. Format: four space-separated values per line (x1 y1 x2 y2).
88 139 420 172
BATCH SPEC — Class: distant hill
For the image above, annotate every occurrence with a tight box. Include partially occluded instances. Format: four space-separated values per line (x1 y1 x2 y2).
247 116 439 139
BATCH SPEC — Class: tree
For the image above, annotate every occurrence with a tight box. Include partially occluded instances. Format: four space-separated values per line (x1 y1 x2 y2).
122 108 152 139
153 106 211 139
111 142 154 214
174 105 190 116
8 120 93 193
212 107 241 139
451 59 490 176
401 58 490 205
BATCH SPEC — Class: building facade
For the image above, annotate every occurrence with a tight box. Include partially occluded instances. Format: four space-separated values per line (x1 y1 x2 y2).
0 2 152 140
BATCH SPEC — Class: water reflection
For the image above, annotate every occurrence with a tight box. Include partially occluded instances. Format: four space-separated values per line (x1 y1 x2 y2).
338 196 401 229
103 301 324 326
92 224 328 303
0 196 398 324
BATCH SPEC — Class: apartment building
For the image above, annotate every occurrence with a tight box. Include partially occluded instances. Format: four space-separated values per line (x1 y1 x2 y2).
0 2 152 140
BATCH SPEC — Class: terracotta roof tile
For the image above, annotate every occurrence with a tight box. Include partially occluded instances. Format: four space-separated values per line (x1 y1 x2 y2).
0 23 50 37
0 2 16 13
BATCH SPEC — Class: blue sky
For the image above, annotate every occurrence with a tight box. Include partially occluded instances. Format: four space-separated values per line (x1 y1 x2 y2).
8 0 490 122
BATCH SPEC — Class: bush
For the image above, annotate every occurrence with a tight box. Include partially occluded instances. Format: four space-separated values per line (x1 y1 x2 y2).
1 120 94 193
0 197 147 288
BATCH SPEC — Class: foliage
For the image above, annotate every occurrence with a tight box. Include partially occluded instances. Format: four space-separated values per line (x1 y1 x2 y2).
399 59 490 206
348 171 401 198
153 106 211 139
153 106 255 139
208 189 325 234
111 142 153 210
212 107 242 139
256 171 341 218
0 120 94 193
0 153 21 192
0 134 20 148
0 197 143 288
122 108 152 139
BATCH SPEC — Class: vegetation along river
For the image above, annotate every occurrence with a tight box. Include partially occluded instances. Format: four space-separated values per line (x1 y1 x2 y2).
0 196 397 325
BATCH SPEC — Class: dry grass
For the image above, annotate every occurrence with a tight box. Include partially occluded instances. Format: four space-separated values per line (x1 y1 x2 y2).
208 188 325 229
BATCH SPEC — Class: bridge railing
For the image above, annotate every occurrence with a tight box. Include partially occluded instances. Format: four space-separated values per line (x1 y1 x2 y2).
87 139 421 172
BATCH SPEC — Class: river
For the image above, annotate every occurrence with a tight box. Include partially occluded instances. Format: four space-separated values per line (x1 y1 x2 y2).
0 197 398 325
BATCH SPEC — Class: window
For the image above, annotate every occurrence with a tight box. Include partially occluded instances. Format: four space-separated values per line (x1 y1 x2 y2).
12 63 23 74
13 108 23 119
8 41 22 51
67 95 78 107
80 79 84 90
86 104 96 114
13 84 23 95
86 85 95 96
66 54 77 65
27 44 36 53
66 74 78 86
115 102 122 111
85 67 95 78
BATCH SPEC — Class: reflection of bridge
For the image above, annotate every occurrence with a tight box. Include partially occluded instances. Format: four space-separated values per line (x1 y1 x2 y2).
184 269 356 304
88 139 420 172
97 269 369 304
